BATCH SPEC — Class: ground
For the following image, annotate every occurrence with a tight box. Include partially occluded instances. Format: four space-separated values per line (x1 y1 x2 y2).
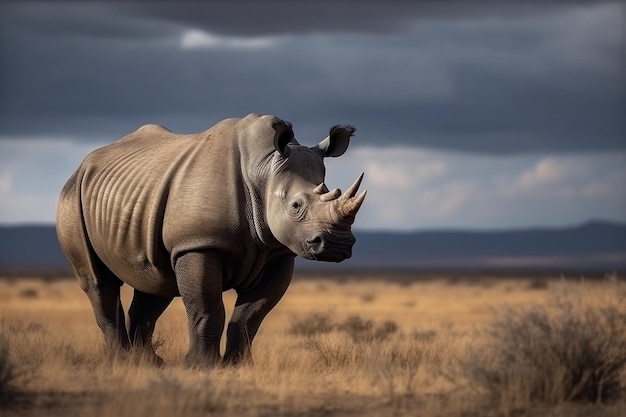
0 272 624 417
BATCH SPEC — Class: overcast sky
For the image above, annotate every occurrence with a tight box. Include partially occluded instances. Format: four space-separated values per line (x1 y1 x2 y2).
0 1 624 231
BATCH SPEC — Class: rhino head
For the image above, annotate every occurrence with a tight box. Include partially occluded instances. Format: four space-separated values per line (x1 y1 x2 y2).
265 121 366 262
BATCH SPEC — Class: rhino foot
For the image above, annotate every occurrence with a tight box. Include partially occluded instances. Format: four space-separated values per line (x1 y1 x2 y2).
127 347 165 367
103 346 131 365
184 351 223 369
103 346 164 367
223 350 253 367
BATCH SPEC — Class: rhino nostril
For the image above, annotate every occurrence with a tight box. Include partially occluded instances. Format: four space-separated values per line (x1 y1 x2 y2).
307 234 325 252
309 236 322 244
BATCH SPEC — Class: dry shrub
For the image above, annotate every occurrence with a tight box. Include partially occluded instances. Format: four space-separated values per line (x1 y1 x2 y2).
288 311 335 337
18 288 39 298
290 312 398 343
412 329 437 342
303 333 357 368
360 292 377 303
368 340 426 404
468 279 626 409
527 279 550 290
299 313 400 370
338 315 398 343
0 334 21 403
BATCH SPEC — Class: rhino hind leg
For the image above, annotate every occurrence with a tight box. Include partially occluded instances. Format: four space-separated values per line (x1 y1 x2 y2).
128 290 173 365
57 170 129 356
81 264 131 355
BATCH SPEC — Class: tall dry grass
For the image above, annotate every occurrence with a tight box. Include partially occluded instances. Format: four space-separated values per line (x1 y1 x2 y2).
0 275 625 417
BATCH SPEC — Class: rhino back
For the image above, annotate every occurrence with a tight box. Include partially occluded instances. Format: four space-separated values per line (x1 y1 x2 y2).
78 119 254 294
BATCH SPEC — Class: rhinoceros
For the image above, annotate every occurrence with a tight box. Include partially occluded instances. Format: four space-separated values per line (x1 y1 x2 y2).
56 113 366 366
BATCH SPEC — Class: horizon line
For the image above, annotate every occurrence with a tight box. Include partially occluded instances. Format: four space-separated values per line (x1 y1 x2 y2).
1 218 624 234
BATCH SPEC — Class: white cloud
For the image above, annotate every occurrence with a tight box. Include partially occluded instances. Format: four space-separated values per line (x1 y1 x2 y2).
498 155 621 202
505 157 582 194
179 29 280 50
354 147 447 189
365 160 446 189
0 172 11 194
0 138 105 224
417 180 476 218
366 162 411 189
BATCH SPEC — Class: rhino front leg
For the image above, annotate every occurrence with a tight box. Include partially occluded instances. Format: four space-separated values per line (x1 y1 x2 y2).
224 256 294 365
128 290 173 365
175 251 225 367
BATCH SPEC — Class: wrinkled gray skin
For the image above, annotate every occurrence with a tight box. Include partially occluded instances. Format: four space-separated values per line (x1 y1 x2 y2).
56 113 366 366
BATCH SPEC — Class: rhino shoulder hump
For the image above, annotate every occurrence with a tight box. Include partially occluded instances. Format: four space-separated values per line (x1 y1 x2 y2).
136 123 172 134
111 124 174 144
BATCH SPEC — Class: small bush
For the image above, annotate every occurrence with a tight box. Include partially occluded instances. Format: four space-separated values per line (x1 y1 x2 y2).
290 312 399 343
360 293 377 303
368 341 427 403
298 313 400 369
18 288 39 298
303 334 356 368
338 315 398 343
0 335 21 402
338 315 372 338
468 280 626 407
527 279 549 290
412 329 437 343
289 312 335 337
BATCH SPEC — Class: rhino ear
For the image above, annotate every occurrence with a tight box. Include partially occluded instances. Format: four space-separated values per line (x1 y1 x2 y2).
273 119 295 156
315 125 355 158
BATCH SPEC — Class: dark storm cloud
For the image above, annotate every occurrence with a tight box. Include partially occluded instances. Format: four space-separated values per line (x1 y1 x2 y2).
0 3 179 40
0 1 572 38
0 1 623 154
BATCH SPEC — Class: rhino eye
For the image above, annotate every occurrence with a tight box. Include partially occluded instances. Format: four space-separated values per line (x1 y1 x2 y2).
288 197 307 219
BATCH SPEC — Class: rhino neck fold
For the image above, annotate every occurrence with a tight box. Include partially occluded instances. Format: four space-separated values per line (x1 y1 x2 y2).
242 171 277 248
238 139 281 249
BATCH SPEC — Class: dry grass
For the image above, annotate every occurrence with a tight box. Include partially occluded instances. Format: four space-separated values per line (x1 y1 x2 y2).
0 273 625 417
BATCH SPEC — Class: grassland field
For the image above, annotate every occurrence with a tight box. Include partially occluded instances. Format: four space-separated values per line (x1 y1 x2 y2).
1 272 625 417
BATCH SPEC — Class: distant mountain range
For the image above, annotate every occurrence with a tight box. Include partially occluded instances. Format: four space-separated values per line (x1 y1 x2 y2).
1 221 625 274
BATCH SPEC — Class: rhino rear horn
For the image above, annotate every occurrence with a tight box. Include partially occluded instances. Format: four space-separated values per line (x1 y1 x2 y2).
314 183 342 202
313 183 329 194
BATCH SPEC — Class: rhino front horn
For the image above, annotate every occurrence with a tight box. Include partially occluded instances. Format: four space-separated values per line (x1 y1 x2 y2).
335 173 366 224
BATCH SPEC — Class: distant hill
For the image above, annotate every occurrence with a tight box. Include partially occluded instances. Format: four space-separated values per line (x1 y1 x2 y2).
1 221 625 275
0 225 68 273
312 220 626 272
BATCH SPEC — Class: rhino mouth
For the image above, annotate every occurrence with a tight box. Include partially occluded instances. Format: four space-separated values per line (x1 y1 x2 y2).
303 232 356 263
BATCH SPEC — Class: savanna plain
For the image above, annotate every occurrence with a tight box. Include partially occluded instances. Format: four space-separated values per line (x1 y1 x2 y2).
1 272 625 417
